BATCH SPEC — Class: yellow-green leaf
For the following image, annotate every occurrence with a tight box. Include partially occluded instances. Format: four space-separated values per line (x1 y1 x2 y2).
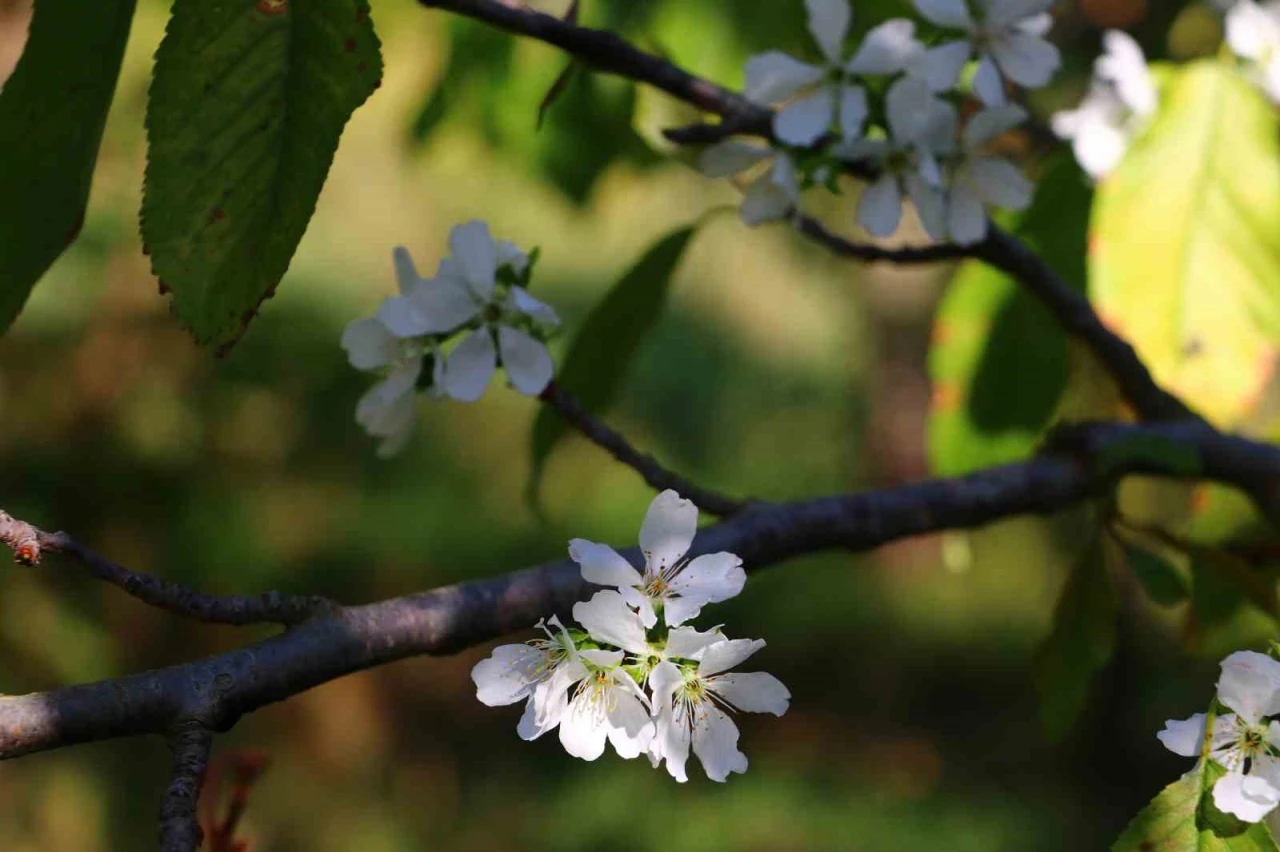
1090 60 1280 425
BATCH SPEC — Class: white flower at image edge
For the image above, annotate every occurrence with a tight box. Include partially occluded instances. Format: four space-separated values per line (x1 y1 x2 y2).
1226 0 1280 103
912 0 1061 105
946 105 1034 244
744 0 938 146
377 221 559 402
1051 30 1156 180
697 141 801 225
1158 650 1280 822
648 637 791 782
569 490 747 628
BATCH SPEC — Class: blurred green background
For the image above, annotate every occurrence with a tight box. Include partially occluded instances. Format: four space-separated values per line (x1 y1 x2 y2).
0 0 1241 849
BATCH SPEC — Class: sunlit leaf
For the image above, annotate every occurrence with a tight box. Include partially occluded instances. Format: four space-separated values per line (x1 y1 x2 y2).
527 225 697 503
1113 759 1280 851
0 0 136 334
1032 514 1118 740
1091 60 1280 426
928 155 1092 476
142 0 383 350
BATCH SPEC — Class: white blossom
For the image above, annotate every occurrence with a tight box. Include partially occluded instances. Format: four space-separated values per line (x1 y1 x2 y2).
912 0 1061 106
946 105 1034 244
1226 1 1280 103
341 305 426 458
648 637 791 782
698 140 801 225
569 490 746 629
379 222 559 402
1051 31 1156 180
1158 651 1280 823
834 79 954 240
743 0 937 145
471 616 584 741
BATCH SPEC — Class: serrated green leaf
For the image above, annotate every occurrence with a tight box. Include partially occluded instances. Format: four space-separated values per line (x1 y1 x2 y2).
1091 60 1280 426
527 225 697 504
142 0 382 350
1032 519 1118 740
928 154 1092 476
1113 760 1280 851
0 0 136 334
1121 541 1190 606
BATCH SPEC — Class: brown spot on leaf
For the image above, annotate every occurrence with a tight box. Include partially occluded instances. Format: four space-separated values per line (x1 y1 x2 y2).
931 383 963 414
356 61 367 73
344 37 356 53
212 206 226 222
63 212 85 247
355 6 368 22
158 279 170 295
256 0 288 14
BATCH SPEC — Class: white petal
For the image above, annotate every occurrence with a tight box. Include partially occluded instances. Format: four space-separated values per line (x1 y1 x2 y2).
408 274 483 334
845 19 920 75
985 0 1055 31
495 239 528 275
356 362 420 436
620 585 659 629
1156 714 1206 757
1213 771 1280 823
963 105 1027 148
914 40 971 91
770 152 800 196
1015 11 1054 37
805 0 852 64
649 661 685 708
665 552 747 626
376 295 431 339
393 246 422 295
497 325 554 396
698 140 774 177
606 688 655 759
341 317 397 370
990 31 1060 89
506 286 560 328
517 696 551 740
913 0 973 29
1219 650 1280 723
569 539 643 588
665 625 727 661
639 490 698 573
838 85 868 142
578 648 625 668
773 86 838 146
448 220 498 301
857 175 904 237
692 705 748 782
531 658 586 728
947 183 989 245
471 644 545 706
709 673 792 716
698 638 767 677
973 53 1006 105
1228 2 1271 60
1069 115 1128 179
743 51 826 104
740 172 794 226
572 590 650 655
559 693 609 760
442 329 497 402
968 157 1033 209
1098 30 1156 116
904 173 949 242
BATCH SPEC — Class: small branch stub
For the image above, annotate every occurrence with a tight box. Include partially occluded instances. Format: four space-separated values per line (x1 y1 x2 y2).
0 511 40 566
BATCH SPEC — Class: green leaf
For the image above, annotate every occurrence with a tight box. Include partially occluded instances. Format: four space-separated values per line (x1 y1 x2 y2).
1031 517 1119 740
0 0 136 333
142 0 383 350
1113 759 1280 851
1120 541 1190 606
928 154 1092 476
526 225 697 503
1091 60 1280 426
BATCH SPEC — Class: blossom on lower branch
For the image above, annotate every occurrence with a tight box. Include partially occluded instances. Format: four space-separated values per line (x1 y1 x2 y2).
1157 650 1280 822
470 489 788 781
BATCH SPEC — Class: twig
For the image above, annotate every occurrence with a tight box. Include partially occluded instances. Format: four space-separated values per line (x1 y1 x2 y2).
159 722 213 852
793 214 969 265
539 382 750 517
0 512 327 626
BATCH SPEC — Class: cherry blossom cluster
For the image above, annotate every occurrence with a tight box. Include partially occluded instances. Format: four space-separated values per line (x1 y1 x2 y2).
341 221 559 456
471 490 791 782
700 0 1061 244
1158 651 1280 822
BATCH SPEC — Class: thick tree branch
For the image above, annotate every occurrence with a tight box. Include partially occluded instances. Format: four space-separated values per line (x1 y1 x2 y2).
539 382 750 517
2 421 1277 762
415 0 1196 428
0 513 327 626
159 722 213 852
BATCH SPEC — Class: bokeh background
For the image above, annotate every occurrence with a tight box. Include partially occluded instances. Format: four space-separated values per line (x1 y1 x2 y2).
0 0 1245 849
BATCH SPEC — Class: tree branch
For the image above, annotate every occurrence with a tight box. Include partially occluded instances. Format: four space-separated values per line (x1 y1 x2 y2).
159 722 213 852
0 513 328 626
792 213 969 265
539 381 750 517
414 0 1197 428
1 420 1276 763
